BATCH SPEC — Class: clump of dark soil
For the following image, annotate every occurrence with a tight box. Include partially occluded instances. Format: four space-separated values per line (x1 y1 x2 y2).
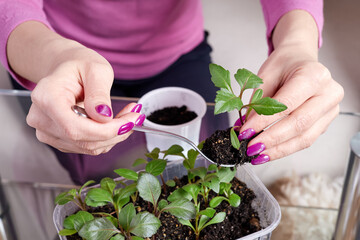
65 176 261 240
147 105 197 125
202 128 259 166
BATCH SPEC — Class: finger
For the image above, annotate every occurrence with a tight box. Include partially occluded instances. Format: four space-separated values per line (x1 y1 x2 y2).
82 62 115 122
257 105 339 162
114 102 143 118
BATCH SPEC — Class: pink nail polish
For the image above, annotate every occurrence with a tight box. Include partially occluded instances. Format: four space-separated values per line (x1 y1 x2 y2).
238 128 256 141
247 142 266 156
118 122 134 135
135 114 146 126
251 154 270 165
234 115 247 127
131 104 142 113
95 104 112 117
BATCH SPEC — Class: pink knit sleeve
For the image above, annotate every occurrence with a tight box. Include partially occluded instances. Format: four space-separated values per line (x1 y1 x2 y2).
0 1 52 90
260 0 324 54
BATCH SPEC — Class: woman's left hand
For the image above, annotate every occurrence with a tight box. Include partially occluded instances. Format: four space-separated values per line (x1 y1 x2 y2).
240 44 344 165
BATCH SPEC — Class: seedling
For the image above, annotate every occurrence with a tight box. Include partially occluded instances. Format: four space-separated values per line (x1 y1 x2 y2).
209 63 287 149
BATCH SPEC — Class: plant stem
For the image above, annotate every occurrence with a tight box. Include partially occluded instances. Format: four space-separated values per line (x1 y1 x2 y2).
160 174 167 195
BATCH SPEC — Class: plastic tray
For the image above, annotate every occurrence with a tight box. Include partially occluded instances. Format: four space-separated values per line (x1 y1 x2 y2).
54 157 281 240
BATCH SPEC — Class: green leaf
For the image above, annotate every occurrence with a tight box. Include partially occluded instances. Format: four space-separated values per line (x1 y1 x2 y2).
201 212 226 230
167 188 192 202
177 218 195 231
209 63 232 91
145 159 167 176
182 184 201 202
158 199 168 210
85 188 113 207
198 208 216 218
249 97 287 115
187 149 199 169
217 167 236 183
189 167 207 180
55 192 74 205
68 189 78 198
198 215 210 230
234 68 263 90
251 89 263 103
209 196 227 208
137 173 161 206
114 168 138 181
129 212 161 238
163 145 184 157
203 176 220 194
132 237 145 240
207 164 218 172
219 182 232 195
106 216 118 228
132 158 148 167
116 183 137 200
145 147 160 160
79 180 96 195
214 89 243 115
100 177 116 194
229 194 241 207
166 179 176 187
59 229 77 236
78 218 119 240
63 214 76 230
73 211 95 232
110 234 125 240
161 199 196 220
118 203 136 231
230 127 240 150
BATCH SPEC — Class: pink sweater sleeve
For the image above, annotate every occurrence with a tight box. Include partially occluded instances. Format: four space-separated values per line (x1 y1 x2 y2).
0 0 52 90
260 0 324 54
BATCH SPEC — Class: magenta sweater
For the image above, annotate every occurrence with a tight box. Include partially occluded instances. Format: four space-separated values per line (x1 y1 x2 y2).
0 0 323 90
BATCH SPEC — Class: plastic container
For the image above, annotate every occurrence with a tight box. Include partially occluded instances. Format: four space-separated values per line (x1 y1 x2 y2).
54 157 281 240
137 87 207 156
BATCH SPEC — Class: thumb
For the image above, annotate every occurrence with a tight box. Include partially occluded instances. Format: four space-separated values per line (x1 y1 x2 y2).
83 64 114 123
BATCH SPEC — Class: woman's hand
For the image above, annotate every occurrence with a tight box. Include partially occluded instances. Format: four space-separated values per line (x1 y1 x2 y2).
8 21 144 154
239 10 344 164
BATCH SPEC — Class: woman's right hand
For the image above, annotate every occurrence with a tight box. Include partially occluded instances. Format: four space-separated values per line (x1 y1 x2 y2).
8 21 144 155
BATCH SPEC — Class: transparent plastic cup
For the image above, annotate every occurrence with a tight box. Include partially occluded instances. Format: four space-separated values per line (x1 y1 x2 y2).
137 87 207 157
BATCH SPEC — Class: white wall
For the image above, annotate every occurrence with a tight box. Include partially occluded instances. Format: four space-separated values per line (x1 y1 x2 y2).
0 0 359 186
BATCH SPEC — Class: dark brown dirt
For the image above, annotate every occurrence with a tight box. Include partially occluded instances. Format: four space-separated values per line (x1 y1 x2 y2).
202 128 260 166
65 175 261 240
147 105 197 125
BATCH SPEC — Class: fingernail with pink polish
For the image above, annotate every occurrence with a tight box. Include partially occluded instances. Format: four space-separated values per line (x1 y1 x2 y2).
131 104 142 113
96 104 112 117
234 115 247 127
247 142 266 156
135 114 146 126
118 122 134 135
251 154 270 165
238 128 256 141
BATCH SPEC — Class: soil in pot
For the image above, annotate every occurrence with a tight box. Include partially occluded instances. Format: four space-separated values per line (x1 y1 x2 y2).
65 176 261 240
147 105 197 125
202 128 259 166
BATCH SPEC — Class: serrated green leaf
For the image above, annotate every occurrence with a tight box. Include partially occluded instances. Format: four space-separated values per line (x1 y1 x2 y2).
209 196 227 208
55 193 74 205
201 212 226 230
230 127 240 150
145 148 160 160
166 179 176 187
63 214 76 230
229 194 241 207
214 89 243 115
234 68 263 90
178 218 195 231
73 211 95 232
145 159 167 176
249 97 287 115
78 218 119 240
251 89 263 103
114 168 138 181
132 158 148 167
59 229 77 236
167 188 192 202
85 188 113 207
100 177 116 194
209 63 232 91
161 199 196 220
129 212 161 238
163 145 184 157
118 203 136 231
198 207 216 218
137 173 161 206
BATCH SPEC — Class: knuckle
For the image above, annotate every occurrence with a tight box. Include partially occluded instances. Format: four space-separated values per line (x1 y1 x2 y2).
299 135 313 149
35 131 47 143
293 115 312 134
63 126 80 141
276 96 294 115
